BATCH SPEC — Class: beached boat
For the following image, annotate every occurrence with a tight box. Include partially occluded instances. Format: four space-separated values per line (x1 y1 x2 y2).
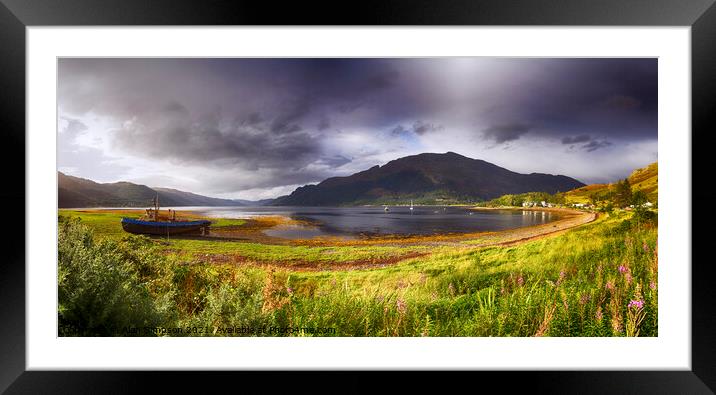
121 218 211 235
121 195 211 236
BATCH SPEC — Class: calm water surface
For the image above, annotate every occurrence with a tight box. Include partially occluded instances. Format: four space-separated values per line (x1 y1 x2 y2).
159 206 563 240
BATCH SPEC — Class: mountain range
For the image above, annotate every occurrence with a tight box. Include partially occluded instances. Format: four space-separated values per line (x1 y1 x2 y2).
58 152 588 208
58 172 247 208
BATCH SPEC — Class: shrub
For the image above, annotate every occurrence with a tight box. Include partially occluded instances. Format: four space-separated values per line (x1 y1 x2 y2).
58 218 172 336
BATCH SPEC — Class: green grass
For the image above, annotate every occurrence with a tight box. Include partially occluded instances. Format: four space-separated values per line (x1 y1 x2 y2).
59 210 426 265
565 162 658 204
58 209 657 337
206 218 246 227
59 210 128 237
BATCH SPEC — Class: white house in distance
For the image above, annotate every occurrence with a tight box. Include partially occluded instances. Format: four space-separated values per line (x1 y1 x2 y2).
522 201 553 208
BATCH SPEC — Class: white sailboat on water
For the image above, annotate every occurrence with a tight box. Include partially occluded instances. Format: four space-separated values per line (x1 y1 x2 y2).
409 200 414 211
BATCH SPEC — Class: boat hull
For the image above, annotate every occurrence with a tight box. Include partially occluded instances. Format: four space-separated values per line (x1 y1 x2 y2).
121 218 211 235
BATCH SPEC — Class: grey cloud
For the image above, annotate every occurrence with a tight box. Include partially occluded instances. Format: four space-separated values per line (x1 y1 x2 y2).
561 134 591 144
412 121 443 135
317 116 331 131
603 95 642 111
365 69 400 91
163 101 189 115
112 102 322 175
390 125 408 136
60 117 88 140
582 139 612 152
317 155 352 168
482 123 531 144
269 99 310 134
58 58 657 196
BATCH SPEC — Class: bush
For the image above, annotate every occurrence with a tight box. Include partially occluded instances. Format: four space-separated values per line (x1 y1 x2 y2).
58 218 172 336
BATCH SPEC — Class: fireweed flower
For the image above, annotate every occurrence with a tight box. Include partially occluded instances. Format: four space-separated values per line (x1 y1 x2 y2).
606 281 615 291
517 276 525 287
396 299 407 314
556 270 566 286
286 287 294 294
618 265 628 274
649 281 656 290
579 293 590 305
643 242 649 252
595 306 603 320
628 300 645 309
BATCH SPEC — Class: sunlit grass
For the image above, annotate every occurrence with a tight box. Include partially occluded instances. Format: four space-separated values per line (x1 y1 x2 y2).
58 209 657 337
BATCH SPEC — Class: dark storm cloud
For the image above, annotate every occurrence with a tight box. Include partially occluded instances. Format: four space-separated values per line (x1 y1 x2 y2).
317 116 331 131
482 123 532 144
58 57 657 194
603 95 642 110
112 100 322 171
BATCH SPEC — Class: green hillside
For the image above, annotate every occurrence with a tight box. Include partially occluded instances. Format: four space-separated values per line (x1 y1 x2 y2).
565 162 657 204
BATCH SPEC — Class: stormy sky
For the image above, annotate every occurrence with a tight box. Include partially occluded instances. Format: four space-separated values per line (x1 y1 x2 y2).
58 58 657 200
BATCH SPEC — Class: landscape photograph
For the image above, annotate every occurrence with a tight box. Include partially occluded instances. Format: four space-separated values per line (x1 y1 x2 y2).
57 57 658 337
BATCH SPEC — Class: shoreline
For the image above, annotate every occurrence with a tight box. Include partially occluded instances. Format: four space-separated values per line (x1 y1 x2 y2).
66 206 597 247
61 207 598 271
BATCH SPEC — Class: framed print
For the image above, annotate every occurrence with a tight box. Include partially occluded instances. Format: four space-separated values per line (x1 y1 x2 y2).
2 0 715 393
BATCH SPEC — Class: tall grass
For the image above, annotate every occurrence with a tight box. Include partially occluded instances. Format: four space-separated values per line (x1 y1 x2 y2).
57 211 657 336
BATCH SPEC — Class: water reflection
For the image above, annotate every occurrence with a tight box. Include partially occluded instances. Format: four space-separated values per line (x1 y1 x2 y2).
161 206 563 240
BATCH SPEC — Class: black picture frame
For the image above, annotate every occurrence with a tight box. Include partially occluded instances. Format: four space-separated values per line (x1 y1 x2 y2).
2 0 714 393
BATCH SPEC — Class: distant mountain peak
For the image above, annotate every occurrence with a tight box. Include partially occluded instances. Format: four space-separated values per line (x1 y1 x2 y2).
272 152 585 206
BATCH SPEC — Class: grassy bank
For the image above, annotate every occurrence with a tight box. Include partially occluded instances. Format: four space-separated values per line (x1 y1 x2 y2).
57 209 657 337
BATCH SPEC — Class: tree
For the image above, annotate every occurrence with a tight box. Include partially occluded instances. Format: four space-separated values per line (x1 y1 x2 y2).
632 190 648 207
614 178 633 208
631 190 654 227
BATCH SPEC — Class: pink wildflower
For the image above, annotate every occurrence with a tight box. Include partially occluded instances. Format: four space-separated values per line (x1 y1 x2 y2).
579 293 590 305
628 299 645 310
396 299 407 314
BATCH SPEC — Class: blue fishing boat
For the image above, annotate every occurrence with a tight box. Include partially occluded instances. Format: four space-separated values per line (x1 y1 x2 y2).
121 195 211 235
121 218 211 235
